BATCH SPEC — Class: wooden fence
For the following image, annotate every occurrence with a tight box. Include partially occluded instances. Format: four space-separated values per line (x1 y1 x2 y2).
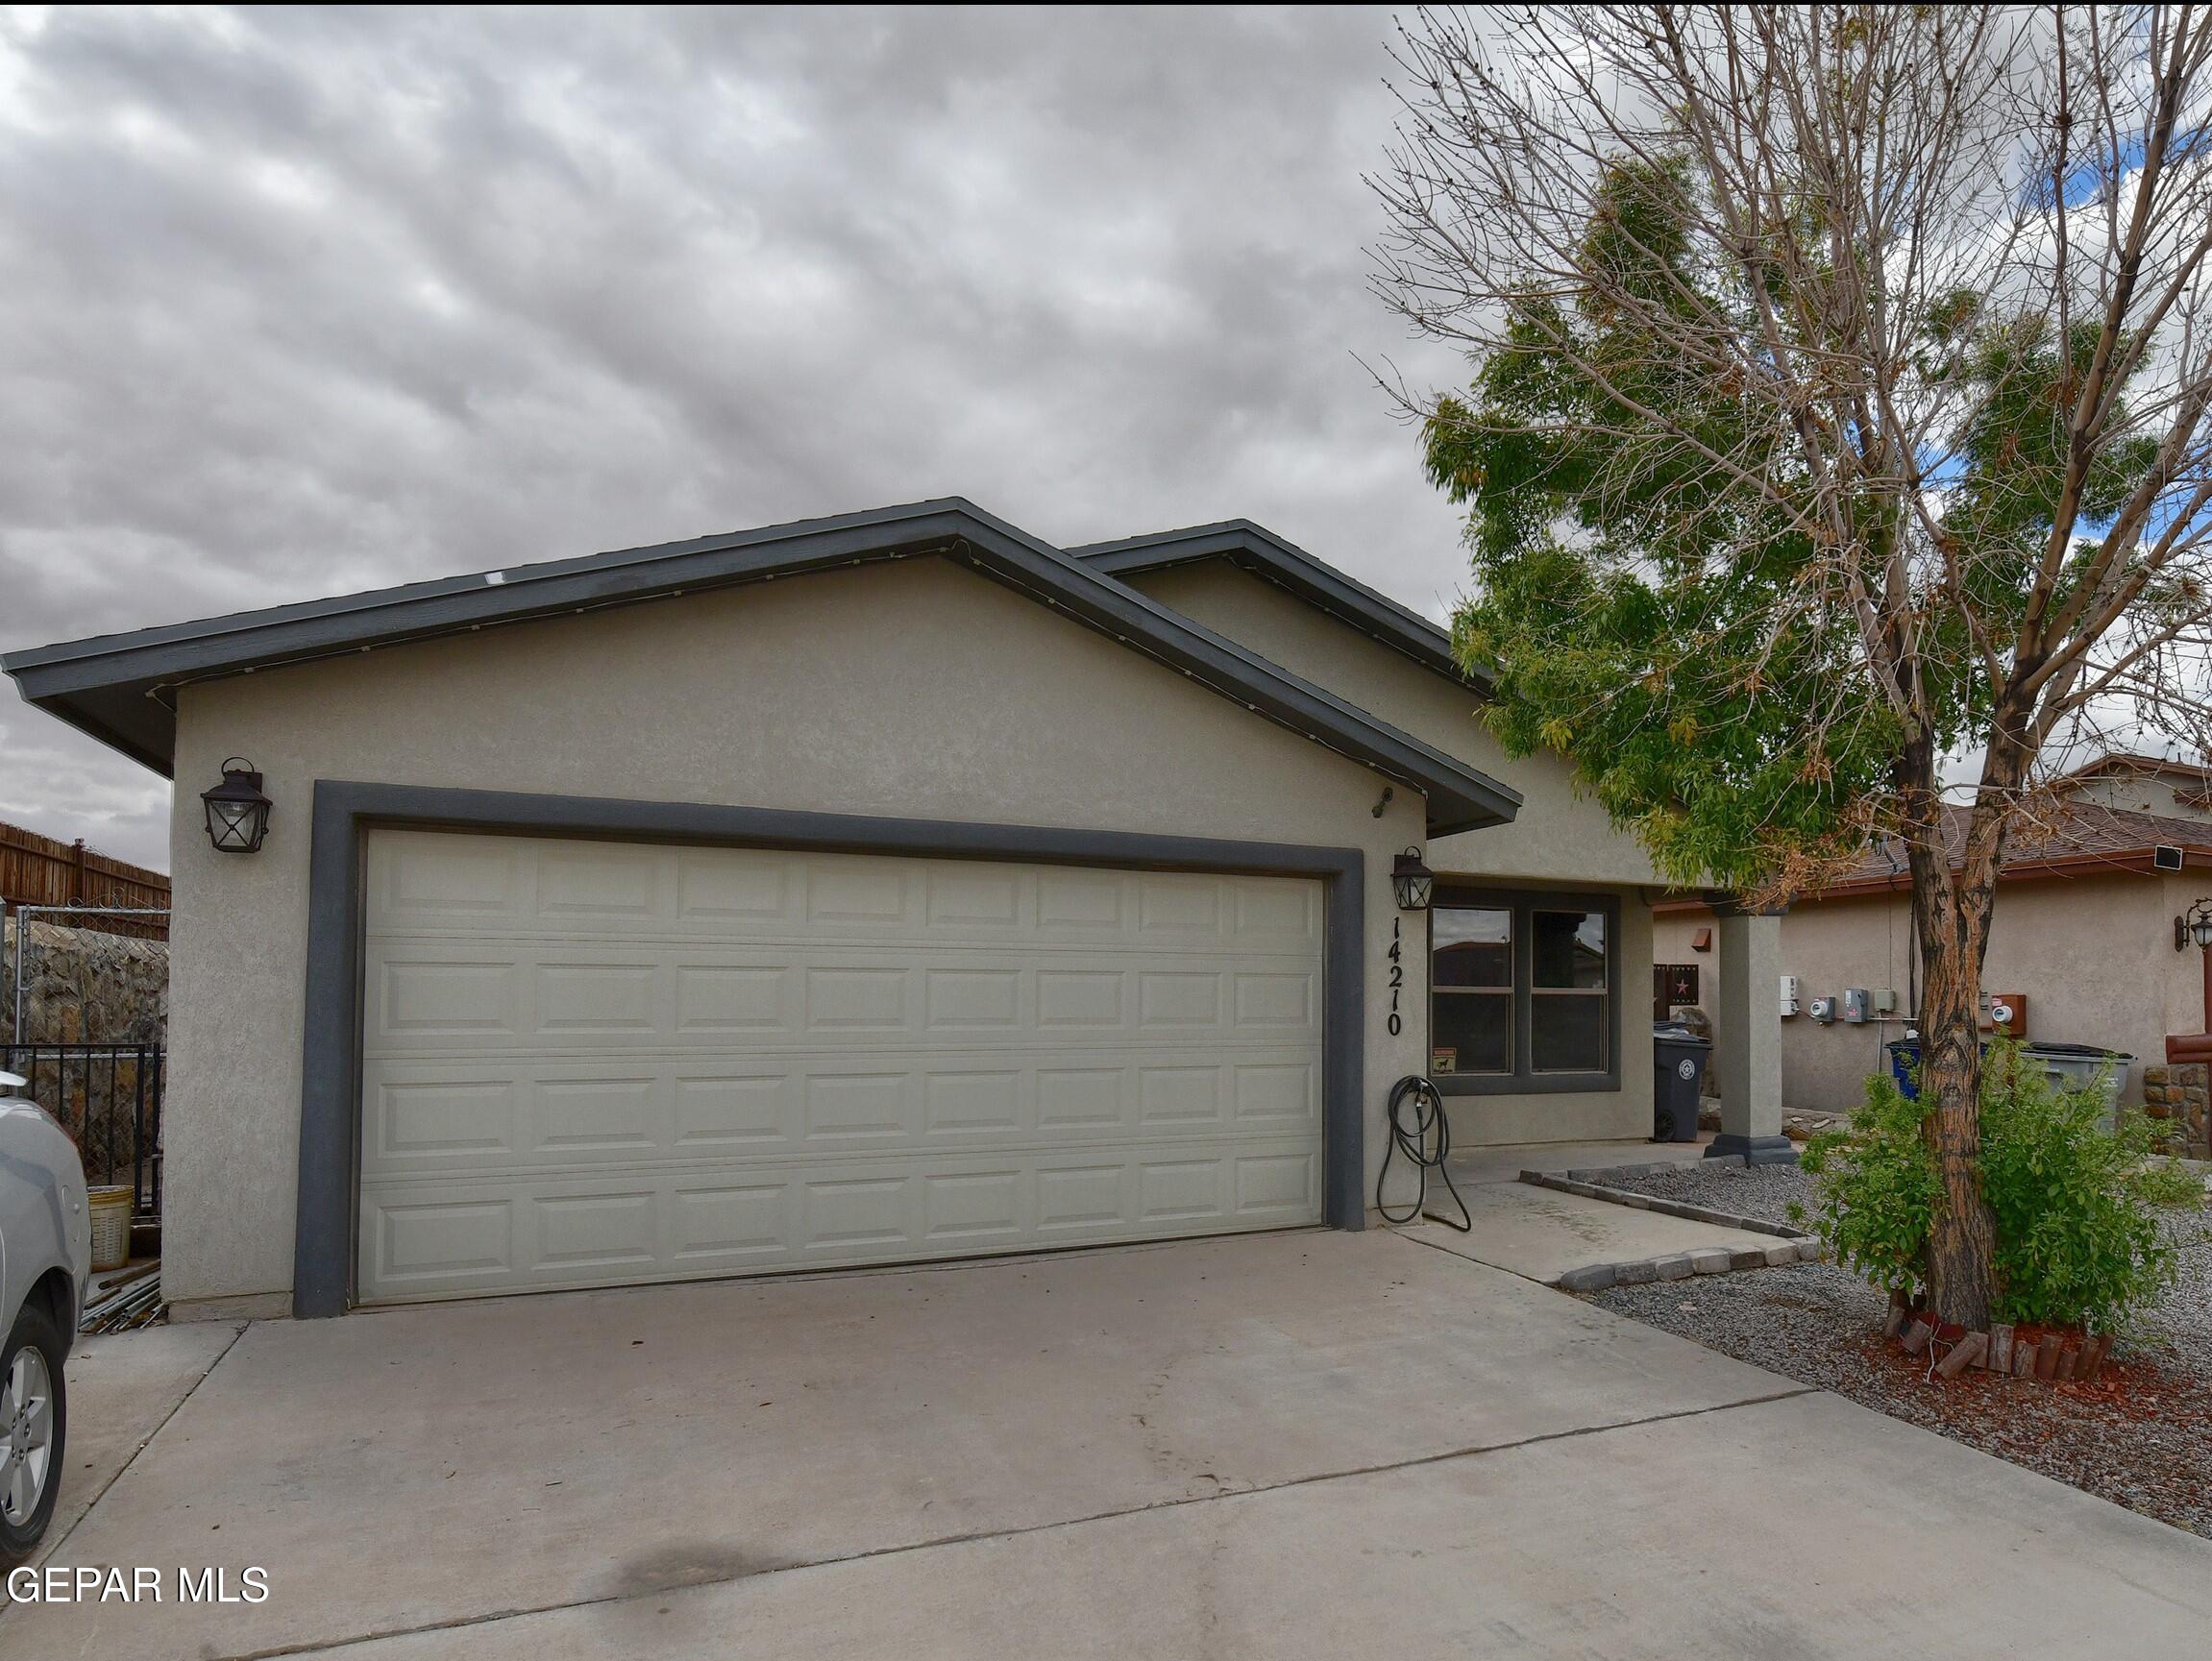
0 820 169 938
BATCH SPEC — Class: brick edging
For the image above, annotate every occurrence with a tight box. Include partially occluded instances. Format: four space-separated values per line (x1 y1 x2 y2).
1517 1168 1825 1293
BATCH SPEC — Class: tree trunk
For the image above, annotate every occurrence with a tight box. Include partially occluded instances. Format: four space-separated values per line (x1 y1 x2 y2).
1912 907 1997 1329
1900 737 2001 1331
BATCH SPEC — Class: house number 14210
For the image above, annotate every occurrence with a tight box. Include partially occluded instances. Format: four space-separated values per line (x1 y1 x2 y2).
1388 917 1403 1036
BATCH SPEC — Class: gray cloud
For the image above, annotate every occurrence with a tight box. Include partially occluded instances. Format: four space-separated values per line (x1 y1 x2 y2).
0 5 1475 869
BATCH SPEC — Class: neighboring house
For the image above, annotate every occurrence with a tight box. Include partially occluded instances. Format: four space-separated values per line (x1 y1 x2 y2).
1656 752 2212 1117
5 500 1712 1323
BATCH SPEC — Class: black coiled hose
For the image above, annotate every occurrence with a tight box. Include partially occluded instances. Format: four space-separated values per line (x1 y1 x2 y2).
1375 1074 1470 1232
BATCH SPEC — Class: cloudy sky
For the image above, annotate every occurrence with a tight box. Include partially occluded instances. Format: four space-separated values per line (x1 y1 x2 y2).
0 5 1479 870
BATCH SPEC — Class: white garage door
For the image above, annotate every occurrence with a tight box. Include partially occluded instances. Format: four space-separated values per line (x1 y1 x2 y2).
356 830 1325 1303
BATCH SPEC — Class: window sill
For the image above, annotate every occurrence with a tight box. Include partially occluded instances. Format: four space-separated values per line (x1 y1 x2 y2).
1433 1071 1622 1097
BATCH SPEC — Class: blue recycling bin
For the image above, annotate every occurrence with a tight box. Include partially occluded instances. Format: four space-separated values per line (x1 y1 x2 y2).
1885 1038 1925 1098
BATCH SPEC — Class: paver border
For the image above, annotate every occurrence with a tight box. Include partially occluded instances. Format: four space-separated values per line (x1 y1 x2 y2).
1517 1167 1825 1292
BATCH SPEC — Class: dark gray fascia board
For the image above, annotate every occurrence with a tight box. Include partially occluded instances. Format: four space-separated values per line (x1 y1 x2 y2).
2 500 986 775
2 498 1519 835
295 781 1368 1315
1072 520 1496 696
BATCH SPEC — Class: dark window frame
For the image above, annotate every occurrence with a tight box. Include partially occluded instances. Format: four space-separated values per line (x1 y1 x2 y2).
1428 885 1622 1096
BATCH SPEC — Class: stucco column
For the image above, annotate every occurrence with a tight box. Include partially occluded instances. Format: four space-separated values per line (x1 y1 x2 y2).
1708 903 1796 1164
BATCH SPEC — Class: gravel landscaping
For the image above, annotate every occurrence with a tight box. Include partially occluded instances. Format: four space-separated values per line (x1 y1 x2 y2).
1593 1160 1815 1228
1587 1161 2212 1540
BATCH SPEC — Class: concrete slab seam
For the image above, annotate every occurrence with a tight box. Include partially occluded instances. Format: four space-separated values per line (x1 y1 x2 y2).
36 1320 252 1571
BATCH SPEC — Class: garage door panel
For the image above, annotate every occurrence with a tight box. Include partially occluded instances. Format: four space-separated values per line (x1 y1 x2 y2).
370 1196 515 1295
533 1189 657 1272
372 1077 519 1161
531 1075 659 1154
675 850 790 921
375 956 523 1040
368 836 1326 956
674 1071 797 1146
535 845 667 919
362 1045 1320 1179
359 1134 1322 1300
358 833 1323 1304
670 1182 788 1267
371 835 528 924
365 944 1317 1056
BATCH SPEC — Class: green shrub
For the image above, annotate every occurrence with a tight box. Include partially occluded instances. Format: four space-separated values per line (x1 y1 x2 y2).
1977 1046 2175 1329
1798 1042 2175 1330
1795 1072 1940 1299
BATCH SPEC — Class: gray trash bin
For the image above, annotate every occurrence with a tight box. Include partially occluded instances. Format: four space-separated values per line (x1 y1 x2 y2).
1653 1024 1710 1141
2023 1041 2135 1128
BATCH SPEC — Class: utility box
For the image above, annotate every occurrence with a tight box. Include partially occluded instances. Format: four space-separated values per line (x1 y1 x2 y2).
1809 994 1835 1024
1979 991 2028 1038
1842 988 1869 1024
1873 987 1898 1014
1780 974 1801 1017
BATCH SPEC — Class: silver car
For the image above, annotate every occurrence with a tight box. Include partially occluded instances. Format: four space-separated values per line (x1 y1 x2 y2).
0 1069 88 1567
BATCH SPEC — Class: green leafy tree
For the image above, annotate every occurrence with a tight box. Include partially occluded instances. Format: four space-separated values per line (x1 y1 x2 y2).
1372 5 2212 1328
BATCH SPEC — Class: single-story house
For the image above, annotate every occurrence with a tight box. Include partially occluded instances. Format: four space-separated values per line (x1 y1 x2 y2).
6 500 1782 1321
1655 752 2212 1124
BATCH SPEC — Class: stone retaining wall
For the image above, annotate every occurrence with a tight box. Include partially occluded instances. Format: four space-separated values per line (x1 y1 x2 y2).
1 916 169 1045
2140 1062 2212 1160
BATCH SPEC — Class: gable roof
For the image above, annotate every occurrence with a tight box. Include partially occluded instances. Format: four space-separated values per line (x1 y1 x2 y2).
2057 749 2212 808
1071 520 1493 696
2058 749 2211 786
1 498 1521 837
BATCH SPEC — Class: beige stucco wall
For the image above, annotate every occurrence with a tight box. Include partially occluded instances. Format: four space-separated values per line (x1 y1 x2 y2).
2160 871 2212 1038
165 554 1446 1310
1127 558 1659 1147
1126 560 1666 886
1655 873 2182 1113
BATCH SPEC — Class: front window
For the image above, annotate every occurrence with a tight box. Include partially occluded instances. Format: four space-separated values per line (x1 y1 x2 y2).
1430 890 1616 1089
1432 906 1512 1075
1531 908 1608 1072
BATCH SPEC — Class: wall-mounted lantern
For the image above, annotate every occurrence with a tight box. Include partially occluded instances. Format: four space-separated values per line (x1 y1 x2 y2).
2176 897 2212 952
201 757 272 854
1391 847 1435 912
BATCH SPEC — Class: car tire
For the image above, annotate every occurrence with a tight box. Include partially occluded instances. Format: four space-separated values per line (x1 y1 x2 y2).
0 1300 66 1569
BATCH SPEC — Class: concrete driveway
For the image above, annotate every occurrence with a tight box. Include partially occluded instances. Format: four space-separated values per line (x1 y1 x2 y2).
9 1230 2210 1659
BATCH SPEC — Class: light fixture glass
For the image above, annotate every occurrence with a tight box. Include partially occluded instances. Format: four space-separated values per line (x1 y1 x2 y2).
1391 847 1436 911
201 757 272 854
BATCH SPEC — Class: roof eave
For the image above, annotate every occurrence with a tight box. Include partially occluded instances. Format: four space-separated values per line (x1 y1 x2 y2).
1072 521 1495 697
4 500 1521 836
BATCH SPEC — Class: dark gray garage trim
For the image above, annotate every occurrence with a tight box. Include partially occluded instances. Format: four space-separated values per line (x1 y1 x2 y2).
296 780 1367 1318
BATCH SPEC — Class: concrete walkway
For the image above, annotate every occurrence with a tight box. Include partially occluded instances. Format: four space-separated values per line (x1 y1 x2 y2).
7 1230 2207 1658
1398 1180 1785 1283
1393 1135 1787 1285
1442 1134 1718 1188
